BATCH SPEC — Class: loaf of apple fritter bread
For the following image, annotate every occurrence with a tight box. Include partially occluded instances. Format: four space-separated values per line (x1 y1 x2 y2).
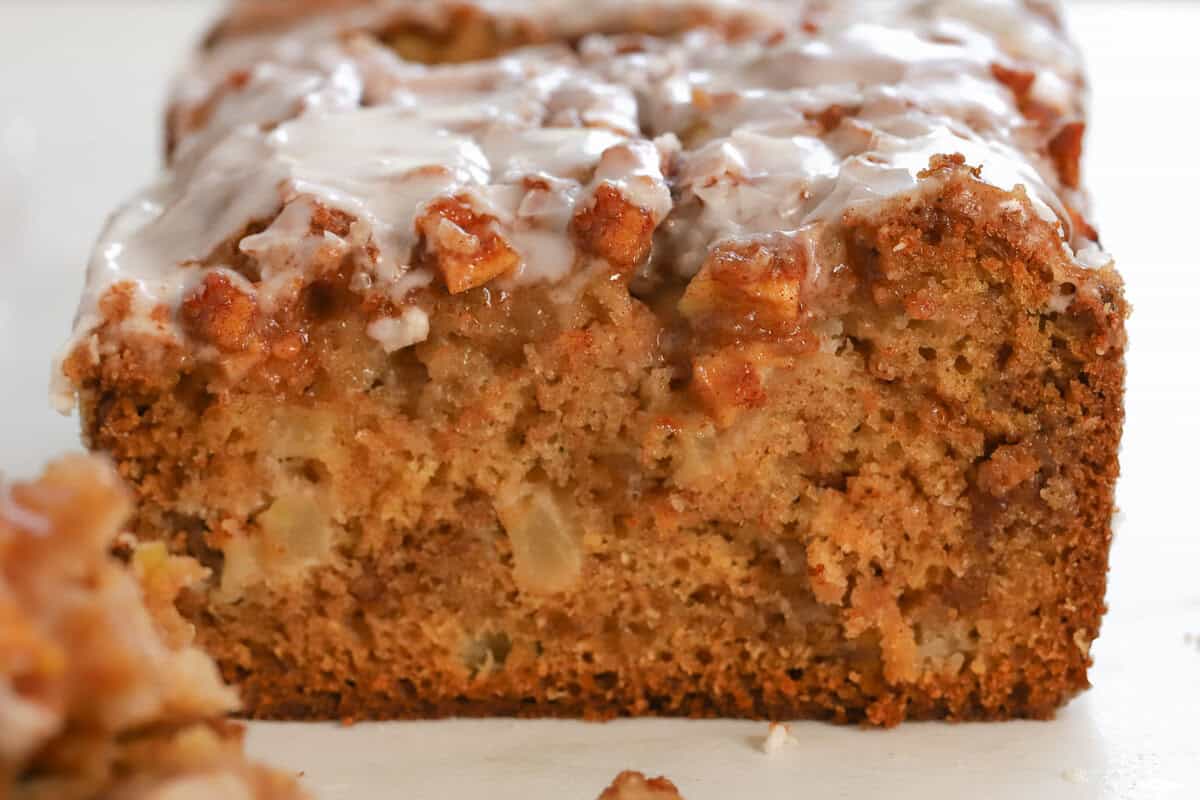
57 0 1126 726
0 456 308 800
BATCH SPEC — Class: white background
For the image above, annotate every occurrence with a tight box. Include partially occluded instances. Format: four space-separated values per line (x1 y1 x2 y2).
1 2 1197 798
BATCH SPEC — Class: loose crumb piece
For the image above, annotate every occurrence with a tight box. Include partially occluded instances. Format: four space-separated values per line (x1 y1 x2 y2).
761 722 799 755
1061 767 1087 784
596 771 686 800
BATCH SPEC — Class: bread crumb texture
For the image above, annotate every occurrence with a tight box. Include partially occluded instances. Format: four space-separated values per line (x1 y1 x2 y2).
63 0 1126 726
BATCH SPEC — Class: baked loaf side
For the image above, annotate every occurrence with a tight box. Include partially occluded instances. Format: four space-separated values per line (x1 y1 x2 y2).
59 0 1126 725
0 456 308 800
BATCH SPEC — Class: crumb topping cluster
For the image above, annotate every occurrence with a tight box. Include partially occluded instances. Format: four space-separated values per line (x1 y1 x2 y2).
0 457 241 790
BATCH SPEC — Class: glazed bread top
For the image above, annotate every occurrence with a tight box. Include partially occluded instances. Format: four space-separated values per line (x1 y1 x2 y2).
59 0 1110 400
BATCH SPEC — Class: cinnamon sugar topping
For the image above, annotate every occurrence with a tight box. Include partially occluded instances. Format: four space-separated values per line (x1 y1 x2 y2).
60 0 1104 387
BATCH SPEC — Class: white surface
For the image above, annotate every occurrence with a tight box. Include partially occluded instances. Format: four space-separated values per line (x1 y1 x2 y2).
0 2 1197 798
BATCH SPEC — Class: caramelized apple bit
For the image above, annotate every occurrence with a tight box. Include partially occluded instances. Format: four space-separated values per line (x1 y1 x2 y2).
180 272 258 352
806 103 861 133
678 234 809 336
691 347 769 428
571 183 656 272
418 196 519 294
309 204 354 237
989 62 1061 126
990 62 1036 97
494 483 584 595
1048 121 1085 189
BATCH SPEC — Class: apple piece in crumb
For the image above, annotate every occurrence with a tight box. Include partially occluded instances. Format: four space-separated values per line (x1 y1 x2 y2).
494 483 585 595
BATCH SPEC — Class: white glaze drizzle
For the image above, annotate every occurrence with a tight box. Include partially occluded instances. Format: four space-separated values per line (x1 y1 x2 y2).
61 0 1106 386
